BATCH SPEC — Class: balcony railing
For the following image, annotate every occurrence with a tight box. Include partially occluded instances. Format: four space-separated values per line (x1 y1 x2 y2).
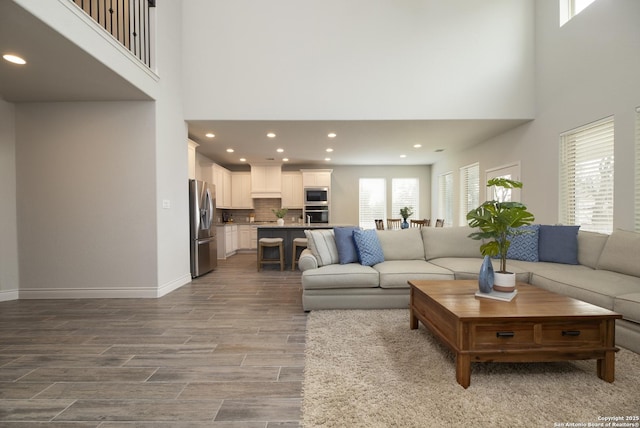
71 0 155 68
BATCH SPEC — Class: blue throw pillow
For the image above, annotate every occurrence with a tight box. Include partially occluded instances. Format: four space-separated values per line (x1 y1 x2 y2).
352 229 385 266
334 226 360 264
507 225 540 262
538 225 580 264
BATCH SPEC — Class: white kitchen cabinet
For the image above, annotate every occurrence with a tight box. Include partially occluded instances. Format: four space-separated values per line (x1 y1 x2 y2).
251 165 282 198
301 169 332 187
224 224 238 257
250 226 257 250
281 171 303 208
212 164 232 208
238 225 252 250
187 139 199 180
231 172 253 209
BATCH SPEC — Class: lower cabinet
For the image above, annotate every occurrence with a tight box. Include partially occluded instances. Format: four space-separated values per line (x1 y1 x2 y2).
218 225 257 259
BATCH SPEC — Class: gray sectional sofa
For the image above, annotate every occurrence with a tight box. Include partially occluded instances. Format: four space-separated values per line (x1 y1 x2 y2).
298 226 640 354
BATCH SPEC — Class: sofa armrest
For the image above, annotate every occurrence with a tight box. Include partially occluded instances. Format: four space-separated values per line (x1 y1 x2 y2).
298 249 319 271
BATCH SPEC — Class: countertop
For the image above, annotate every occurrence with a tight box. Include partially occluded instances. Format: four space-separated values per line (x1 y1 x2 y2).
256 223 354 229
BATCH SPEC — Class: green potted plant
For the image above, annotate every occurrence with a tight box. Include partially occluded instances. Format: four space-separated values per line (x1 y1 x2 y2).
272 208 288 226
399 206 414 229
466 178 535 292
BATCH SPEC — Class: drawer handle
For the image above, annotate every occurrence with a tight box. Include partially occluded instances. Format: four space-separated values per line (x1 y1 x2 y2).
496 331 515 338
562 330 581 337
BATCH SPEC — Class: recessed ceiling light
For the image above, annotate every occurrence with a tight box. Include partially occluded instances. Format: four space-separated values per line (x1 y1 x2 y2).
267 132 276 138
276 148 284 153
205 133 215 138
3 54 26 65
328 133 337 138
324 157 331 161
240 158 246 162
326 148 333 152
400 154 407 158
226 148 234 153
282 158 289 162
413 144 422 148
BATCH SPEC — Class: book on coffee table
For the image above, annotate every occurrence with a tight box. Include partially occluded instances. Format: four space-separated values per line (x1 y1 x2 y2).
474 289 518 302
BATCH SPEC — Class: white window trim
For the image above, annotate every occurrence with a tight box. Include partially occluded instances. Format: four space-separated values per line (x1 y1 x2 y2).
635 107 640 232
438 172 453 227
459 163 479 226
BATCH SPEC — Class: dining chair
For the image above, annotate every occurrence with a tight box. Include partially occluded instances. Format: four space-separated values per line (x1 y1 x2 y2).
387 218 402 230
410 219 429 228
374 219 385 230
435 219 445 227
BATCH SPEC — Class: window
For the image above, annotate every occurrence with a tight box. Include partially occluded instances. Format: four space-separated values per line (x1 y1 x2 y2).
635 107 640 232
359 178 386 229
459 163 479 225
391 178 419 221
559 117 614 234
438 172 453 227
560 0 597 26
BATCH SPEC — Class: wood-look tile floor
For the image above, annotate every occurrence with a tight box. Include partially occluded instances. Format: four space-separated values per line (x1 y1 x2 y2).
0 253 306 427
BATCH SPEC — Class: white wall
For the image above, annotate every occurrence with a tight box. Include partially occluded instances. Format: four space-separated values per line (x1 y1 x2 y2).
154 0 192 295
16 102 159 297
181 0 535 121
330 165 431 226
0 99 19 301
431 0 640 230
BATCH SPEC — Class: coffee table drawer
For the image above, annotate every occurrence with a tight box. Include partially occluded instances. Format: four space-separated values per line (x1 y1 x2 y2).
540 321 603 345
471 323 535 348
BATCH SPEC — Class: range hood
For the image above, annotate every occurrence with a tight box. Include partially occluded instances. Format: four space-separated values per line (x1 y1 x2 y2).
250 164 282 198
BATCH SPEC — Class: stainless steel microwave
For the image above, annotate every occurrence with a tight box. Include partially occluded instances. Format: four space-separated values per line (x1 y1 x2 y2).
304 188 329 205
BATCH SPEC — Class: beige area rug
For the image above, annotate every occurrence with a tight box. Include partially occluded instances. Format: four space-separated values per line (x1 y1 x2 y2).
303 309 640 427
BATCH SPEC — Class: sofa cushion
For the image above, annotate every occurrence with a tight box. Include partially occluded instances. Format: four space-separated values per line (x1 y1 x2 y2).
376 228 425 261
538 225 579 264
597 229 640 277
615 293 640 324
374 260 454 288
302 263 379 290
507 225 539 262
353 229 385 266
577 230 609 269
304 229 339 267
422 226 482 260
529 265 640 310
334 226 360 264
432 258 530 283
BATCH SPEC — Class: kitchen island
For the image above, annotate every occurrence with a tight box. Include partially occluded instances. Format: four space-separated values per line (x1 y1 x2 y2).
257 224 352 270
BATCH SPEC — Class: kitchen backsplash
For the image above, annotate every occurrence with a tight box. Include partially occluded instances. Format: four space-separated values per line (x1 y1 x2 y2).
220 198 303 223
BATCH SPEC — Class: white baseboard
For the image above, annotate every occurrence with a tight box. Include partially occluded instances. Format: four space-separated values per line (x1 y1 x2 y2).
17 273 193 300
157 273 192 297
0 289 19 302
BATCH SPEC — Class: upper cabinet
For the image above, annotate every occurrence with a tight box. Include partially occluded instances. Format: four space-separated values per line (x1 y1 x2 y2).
187 139 199 180
301 169 332 188
212 163 232 208
281 171 303 208
231 171 253 209
251 165 282 198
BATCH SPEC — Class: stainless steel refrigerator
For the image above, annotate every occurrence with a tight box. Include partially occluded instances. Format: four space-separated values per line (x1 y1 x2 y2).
189 179 217 278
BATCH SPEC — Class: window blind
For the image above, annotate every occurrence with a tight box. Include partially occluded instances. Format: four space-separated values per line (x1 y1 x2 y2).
391 178 419 221
359 178 386 229
459 163 479 226
635 107 640 232
438 172 453 227
559 117 614 234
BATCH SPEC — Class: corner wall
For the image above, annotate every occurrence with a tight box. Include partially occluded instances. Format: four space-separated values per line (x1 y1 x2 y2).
431 0 640 229
0 99 19 301
16 102 159 298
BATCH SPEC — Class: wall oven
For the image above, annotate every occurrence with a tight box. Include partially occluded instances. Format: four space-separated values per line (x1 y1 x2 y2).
304 188 329 205
304 205 330 224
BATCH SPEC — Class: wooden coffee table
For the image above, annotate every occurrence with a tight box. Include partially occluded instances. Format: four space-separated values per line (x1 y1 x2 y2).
409 280 622 388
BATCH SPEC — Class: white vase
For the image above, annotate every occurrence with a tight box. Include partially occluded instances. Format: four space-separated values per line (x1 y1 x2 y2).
277 218 285 226
493 271 516 293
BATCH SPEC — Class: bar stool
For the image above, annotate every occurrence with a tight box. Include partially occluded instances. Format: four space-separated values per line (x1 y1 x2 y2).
257 237 284 271
292 237 308 271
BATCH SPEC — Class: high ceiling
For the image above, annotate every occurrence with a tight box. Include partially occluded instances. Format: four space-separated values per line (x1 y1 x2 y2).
1 1 528 168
